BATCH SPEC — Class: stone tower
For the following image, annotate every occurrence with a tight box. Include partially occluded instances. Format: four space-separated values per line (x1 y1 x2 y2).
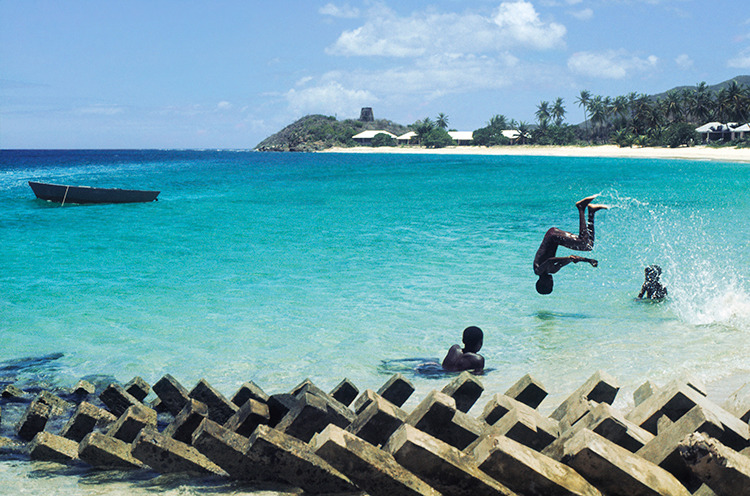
359 107 374 122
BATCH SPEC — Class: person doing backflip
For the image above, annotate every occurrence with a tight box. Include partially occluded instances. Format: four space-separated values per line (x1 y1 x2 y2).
534 195 608 295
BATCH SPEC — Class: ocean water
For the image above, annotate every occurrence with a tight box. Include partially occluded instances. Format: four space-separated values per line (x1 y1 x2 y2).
1 149 749 494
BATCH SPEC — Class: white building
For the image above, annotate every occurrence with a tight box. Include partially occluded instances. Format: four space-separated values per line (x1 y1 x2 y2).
447 131 474 146
351 130 397 145
397 131 417 145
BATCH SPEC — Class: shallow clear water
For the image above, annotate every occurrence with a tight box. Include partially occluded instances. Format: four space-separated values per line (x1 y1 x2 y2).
2 150 749 493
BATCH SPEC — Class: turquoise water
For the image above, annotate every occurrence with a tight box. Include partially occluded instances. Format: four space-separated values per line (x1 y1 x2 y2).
1 150 749 493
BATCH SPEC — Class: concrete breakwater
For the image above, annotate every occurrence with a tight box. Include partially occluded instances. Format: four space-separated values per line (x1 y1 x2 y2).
1 371 749 495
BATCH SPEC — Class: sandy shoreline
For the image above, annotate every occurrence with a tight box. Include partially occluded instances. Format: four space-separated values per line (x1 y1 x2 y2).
321 144 750 163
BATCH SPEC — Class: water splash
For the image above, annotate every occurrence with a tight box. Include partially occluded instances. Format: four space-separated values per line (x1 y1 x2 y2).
598 188 750 332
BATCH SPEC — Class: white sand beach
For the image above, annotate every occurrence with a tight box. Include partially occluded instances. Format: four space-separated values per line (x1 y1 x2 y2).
322 144 750 163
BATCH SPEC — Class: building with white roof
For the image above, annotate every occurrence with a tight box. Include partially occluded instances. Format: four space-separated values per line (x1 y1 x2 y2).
447 131 474 145
351 130 397 145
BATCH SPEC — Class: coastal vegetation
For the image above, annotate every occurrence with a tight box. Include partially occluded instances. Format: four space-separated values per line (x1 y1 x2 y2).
255 76 750 151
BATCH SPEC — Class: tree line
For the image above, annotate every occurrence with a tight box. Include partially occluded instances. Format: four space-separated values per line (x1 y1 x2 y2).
389 80 750 149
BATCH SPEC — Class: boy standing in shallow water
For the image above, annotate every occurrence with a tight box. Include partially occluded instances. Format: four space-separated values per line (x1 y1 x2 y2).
638 265 668 299
442 326 484 373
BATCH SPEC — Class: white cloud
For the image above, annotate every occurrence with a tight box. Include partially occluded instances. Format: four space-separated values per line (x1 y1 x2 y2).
216 101 232 110
728 48 750 69
493 1 566 49
326 1 566 57
570 8 593 21
319 3 360 19
675 54 693 69
285 82 377 117
567 50 658 79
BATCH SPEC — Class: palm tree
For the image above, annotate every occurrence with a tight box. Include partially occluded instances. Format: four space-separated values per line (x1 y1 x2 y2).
413 118 435 145
610 95 629 130
436 113 449 129
488 114 509 130
588 96 607 142
717 80 749 123
536 101 551 128
516 121 531 144
575 90 592 141
691 82 713 124
663 90 683 123
551 97 566 126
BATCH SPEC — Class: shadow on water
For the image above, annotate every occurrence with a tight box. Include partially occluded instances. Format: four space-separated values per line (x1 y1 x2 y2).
533 310 592 321
0 353 66 389
378 358 495 379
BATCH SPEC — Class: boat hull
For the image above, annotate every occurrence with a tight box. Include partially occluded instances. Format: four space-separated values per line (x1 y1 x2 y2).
29 181 160 204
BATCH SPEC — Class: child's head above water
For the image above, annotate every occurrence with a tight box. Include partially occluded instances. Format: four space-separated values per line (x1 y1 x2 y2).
462 326 483 353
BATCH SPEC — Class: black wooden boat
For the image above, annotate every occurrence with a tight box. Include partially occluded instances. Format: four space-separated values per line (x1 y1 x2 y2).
29 181 160 204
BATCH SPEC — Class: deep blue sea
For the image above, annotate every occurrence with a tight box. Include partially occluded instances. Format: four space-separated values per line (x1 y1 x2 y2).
1 149 749 494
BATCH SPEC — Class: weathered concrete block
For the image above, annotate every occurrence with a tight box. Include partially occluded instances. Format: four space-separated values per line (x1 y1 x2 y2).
124 376 151 402
626 381 750 447
99 383 141 417
291 380 355 424
78 431 143 469
441 371 484 413
347 390 407 447
478 392 556 427
162 398 209 444
692 483 719 496
1 384 25 400
192 418 257 479
637 405 737 491
634 381 658 407
107 403 157 443
313 424 441 496
679 432 750 496
152 374 191 416
407 390 485 450
37 390 72 416
189 379 239 425
353 388 378 414
550 371 620 422
131 427 226 475
330 378 358 407
504 373 548 409
224 397 269 437
72 379 95 396
245 424 357 494
16 399 51 441
544 402 653 461
60 401 117 442
276 392 351 442
472 433 602 496
377 373 415 408
266 393 299 427
230 380 269 407
680 374 707 397
29 431 79 462
724 382 750 424
562 428 691 496
486 405 559 452
384 423 516 496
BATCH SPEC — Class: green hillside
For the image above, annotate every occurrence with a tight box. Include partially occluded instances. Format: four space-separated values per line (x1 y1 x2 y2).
255 115 410 152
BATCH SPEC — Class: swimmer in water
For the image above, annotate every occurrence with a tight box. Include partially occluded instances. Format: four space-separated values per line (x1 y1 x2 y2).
638 265 668 299
534 195 608 295
442 326 484 373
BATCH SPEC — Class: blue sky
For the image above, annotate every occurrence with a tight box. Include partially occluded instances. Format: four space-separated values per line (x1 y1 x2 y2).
1 0 749 149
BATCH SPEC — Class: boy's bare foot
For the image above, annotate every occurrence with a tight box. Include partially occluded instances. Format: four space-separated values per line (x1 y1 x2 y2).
588 204 609 213
576 195 598 210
